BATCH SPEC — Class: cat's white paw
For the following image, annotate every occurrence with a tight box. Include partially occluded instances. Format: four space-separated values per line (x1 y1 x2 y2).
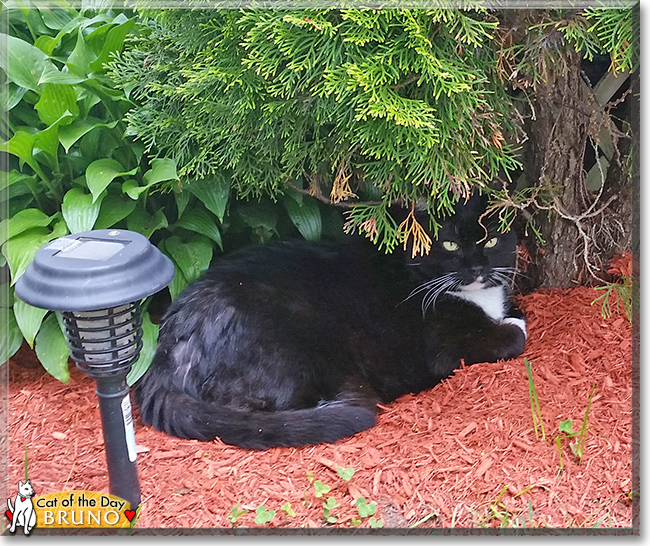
501 316 527 340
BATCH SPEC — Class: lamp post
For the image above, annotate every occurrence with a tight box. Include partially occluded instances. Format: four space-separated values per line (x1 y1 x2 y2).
15 229 174 509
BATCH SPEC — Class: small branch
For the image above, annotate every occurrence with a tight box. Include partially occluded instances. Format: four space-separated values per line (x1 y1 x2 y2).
287 183 383 209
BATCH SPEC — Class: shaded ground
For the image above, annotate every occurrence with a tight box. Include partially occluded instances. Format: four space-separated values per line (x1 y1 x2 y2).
5 286 636 533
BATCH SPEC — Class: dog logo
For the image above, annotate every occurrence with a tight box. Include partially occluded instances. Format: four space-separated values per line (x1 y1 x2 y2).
6 479 37 535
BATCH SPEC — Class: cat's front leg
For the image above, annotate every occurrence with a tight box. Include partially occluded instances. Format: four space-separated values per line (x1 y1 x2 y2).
425 309 527 382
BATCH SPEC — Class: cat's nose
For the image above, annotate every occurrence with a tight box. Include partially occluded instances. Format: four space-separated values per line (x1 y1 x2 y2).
472 266 484 277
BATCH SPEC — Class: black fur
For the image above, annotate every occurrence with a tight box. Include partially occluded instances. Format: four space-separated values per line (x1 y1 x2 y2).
134 194 526 449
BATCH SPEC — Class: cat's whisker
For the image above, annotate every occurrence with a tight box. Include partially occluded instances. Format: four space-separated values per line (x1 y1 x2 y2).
421 275 459 316
401 273 456 305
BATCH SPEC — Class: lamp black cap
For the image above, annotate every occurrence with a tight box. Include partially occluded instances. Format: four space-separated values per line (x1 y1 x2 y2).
15 229 175 312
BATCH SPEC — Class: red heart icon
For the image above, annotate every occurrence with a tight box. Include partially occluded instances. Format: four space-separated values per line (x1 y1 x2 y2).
124 509 136 522
5 509 13 522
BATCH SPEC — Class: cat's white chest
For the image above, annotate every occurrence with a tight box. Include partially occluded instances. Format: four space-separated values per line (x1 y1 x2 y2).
449 285 506 322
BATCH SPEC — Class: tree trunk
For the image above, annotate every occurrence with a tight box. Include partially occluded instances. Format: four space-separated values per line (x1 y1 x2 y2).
523 50 634 289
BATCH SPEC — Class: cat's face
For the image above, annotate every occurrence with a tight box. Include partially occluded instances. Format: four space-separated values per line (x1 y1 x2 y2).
404 194 517 305
18 480 34 497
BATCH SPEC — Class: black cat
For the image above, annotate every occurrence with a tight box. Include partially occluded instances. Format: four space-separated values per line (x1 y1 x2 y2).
134 194 527 449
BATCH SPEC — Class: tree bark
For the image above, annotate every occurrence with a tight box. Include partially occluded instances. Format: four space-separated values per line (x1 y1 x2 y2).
523 50 634 289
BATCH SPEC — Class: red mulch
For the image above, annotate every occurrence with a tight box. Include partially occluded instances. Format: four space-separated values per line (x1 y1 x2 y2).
5 286 635 532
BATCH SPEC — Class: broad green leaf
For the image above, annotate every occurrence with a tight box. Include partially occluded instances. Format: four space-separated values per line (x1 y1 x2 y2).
0 131 36 170
35 83 79 126
13 299 49 348
94 191 138 229
158 239 189 301
1 170 37 191
86 158 138 203
34 116 74 159
38 5 75 30
142 158 178 186
174 187 192 219
0 283 14 308
283 193 322 242
174 208 223 250
126 311 159 386
0 33 51 91
126 207 168 239
65 28 96 78
122 179 144 200
59 119 119 153
62 187 103 233
34 35 59 56
89 18 136 72
0 307 23 365
238 200 279 242
1 82 28 112
35 313 70 383
2 228 53 285
187 176 231 223
165 235 213 284
37 66 86 86
0 208 54 247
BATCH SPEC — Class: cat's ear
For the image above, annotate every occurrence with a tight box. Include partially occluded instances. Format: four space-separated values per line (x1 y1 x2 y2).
18 480 23 486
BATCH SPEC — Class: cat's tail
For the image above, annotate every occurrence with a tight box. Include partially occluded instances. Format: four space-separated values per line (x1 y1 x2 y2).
134 386 377 450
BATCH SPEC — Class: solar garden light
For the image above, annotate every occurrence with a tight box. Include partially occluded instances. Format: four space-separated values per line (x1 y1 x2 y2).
15 229 175 509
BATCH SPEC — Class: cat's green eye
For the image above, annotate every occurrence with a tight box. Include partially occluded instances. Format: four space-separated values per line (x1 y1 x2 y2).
442 241 459 252
484 237 498 249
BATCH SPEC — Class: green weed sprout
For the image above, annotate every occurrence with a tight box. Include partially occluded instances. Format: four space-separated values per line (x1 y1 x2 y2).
525 358 546 440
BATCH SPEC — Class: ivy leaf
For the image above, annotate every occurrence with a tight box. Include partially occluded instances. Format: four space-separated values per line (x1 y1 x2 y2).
35 313 70 383
0 307 23 365
62 187 104 233
126 311 159 386
13 299 49 349
86 158 138 203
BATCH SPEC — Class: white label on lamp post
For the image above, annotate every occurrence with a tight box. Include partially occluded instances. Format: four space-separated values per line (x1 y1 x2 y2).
121 395 137 463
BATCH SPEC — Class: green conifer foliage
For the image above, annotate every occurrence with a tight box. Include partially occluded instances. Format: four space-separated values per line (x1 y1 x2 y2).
111 8 522 253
